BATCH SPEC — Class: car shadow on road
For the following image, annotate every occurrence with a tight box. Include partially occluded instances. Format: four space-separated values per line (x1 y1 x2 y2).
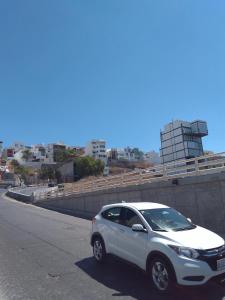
75 255 225 300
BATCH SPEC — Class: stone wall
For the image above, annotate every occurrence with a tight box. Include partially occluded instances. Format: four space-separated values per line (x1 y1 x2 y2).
35 172 225 235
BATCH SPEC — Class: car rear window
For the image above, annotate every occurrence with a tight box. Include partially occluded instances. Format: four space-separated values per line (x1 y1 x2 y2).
101 207 122 223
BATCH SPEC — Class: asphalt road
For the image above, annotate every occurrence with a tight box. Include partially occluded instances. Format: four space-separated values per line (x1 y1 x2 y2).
0 189 225 300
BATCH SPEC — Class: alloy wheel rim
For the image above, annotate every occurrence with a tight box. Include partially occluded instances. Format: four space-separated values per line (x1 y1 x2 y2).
94 240 103 260
152 261 169 291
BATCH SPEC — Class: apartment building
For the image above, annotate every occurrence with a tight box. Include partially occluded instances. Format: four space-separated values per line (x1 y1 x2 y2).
31 144 47 162
46 143 66 163
5 142 30 160
160 120 208 164
85 140 107 163
107 147 136 161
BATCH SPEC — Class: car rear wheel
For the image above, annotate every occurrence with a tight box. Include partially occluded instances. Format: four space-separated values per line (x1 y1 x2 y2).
149 257 176 293
93 237 106 263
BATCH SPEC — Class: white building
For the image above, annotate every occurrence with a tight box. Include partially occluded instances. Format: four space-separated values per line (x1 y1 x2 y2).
6 142 30 161
107 147 137 161
85 140 107 163
160 120 208 164
31 144 47 162
46 142 66 163
119 147 136 161
116 149 128 160
143 151 160 165
12 143 54 165
13 150 26 164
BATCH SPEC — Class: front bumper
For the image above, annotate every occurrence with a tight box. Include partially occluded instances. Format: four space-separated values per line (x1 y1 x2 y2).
172 255 225 286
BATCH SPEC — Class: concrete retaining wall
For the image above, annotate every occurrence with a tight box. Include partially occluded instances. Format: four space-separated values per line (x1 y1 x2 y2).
6 190 33 203
6 186 57 204
35 172 225 235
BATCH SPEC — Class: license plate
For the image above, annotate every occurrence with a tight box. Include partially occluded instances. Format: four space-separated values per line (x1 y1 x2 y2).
217 258 225 271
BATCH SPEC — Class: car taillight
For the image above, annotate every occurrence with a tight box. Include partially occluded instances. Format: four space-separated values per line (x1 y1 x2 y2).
92 217 96 224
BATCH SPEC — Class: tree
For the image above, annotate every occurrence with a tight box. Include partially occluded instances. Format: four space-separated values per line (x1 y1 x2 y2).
54 149 77 162
94 159 105 176
74 156 104 179
10 159 20 169
10 160 30 183
22 149 32 161
132 148 144 160
39 166 55 180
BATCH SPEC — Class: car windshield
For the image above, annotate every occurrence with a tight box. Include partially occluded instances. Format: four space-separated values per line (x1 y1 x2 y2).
139 208 196 232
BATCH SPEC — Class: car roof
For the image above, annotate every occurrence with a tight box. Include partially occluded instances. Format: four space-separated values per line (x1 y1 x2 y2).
102 202 169 211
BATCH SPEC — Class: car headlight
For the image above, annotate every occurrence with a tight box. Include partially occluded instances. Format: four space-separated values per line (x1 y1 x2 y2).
168 245 199 259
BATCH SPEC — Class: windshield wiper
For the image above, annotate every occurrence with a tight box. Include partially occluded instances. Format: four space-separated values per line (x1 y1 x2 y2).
153 228 168 232
173 226 195 231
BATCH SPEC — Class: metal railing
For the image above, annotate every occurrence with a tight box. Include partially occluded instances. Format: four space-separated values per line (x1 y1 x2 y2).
34 152 225 201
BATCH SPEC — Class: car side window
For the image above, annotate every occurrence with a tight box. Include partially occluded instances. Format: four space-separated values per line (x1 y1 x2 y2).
123 208 143 228
101 207 122 224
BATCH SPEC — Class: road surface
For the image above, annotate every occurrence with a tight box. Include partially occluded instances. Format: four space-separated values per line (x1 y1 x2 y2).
0 189 225 300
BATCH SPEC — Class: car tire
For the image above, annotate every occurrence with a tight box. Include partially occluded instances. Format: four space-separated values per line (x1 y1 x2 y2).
149 256 176 294
93 237 106 263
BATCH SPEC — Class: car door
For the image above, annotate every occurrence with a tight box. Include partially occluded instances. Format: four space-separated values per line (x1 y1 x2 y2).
101 206 124 256
114 207 149 269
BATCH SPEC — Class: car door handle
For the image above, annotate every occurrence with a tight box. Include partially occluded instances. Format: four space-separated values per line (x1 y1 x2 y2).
119 228 125 233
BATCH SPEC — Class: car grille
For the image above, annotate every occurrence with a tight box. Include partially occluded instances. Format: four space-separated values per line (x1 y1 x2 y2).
198 245 225 271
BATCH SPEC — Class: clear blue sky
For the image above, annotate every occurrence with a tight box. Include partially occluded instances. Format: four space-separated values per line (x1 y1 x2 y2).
0 0 225 152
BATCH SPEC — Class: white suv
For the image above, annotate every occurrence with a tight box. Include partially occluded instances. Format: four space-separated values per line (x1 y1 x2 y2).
90 202 225 293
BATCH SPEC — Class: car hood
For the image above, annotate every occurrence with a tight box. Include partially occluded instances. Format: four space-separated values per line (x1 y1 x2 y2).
157 225 224 250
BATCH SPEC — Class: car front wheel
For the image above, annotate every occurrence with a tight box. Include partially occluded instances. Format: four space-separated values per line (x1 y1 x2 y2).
93 237 106 263
149 257 176 293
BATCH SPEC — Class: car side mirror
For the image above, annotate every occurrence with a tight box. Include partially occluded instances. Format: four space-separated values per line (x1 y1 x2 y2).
132 224 147 233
